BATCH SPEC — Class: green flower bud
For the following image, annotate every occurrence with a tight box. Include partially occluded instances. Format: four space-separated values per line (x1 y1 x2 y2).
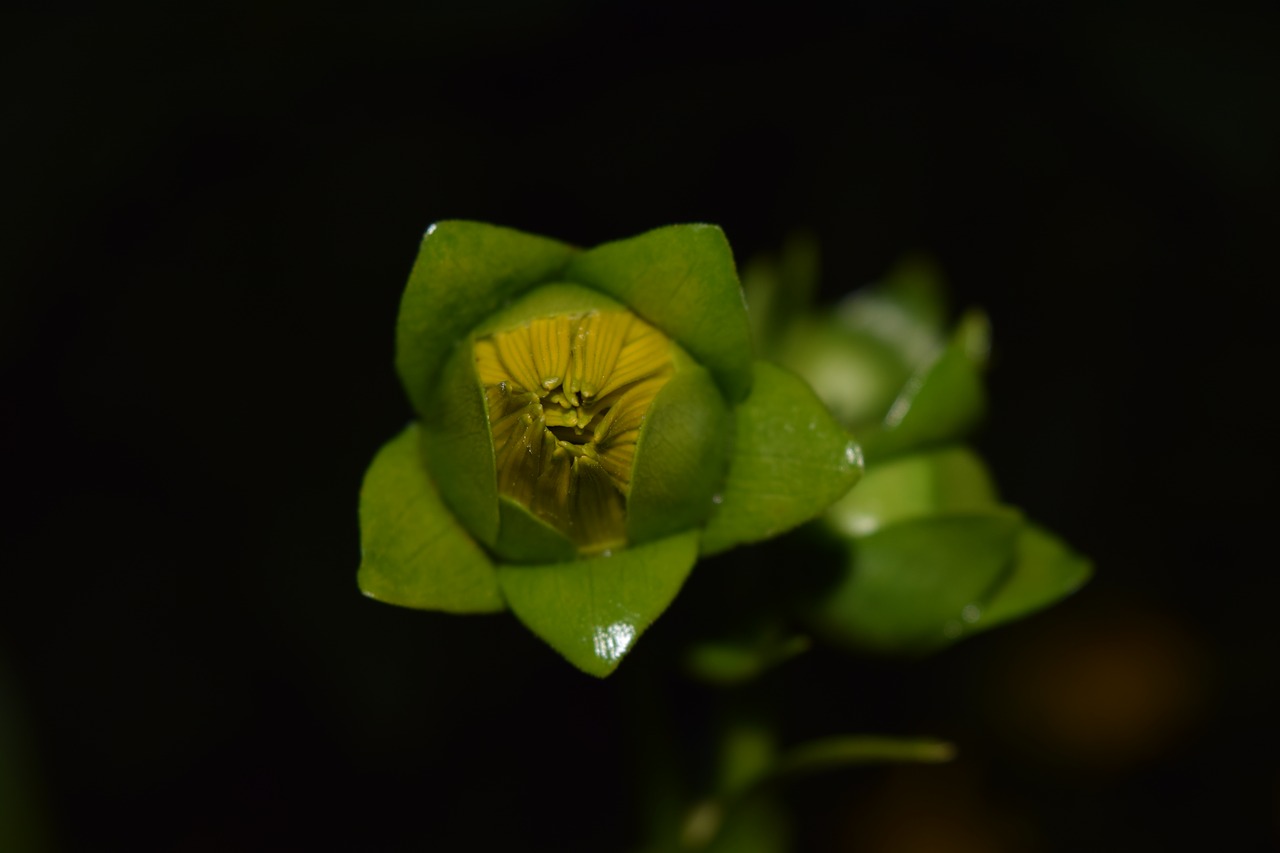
358 222 862 676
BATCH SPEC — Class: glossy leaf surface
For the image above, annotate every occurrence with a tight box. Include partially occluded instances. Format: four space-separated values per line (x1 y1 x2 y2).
566 224 755 403
496 530 700 676
700 362 863 556
808 512 1021 654
396 221 575 418
358 423 503 613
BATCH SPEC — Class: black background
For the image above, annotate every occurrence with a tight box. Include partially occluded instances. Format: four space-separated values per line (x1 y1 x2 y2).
3 2 1278 850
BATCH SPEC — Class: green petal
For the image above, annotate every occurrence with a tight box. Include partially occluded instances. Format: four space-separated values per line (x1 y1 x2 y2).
627 362 731 546
420 339 499 547
496 530 700 677
700 361 863 556
357 423 503 613
395 221 576 419
822 445 998 538
974 522 1092 632
860 310 989 460
806 511 1022 654
565 224 754 403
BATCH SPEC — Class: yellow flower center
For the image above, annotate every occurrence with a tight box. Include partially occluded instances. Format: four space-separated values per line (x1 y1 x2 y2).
475 310 674 553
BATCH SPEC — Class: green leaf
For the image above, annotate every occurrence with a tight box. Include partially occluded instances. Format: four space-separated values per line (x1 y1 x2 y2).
627 361 732 546
496 530 701 677
700 361 863 556
823 445 998 538
807 512 1022 654
358 423 503 613
975 522 1092 632
396 221 575 419
860 309 989 460
565 224 755 403
420 339 499 548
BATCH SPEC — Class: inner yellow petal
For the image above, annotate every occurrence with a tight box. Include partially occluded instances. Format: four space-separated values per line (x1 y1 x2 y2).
474 308 674 553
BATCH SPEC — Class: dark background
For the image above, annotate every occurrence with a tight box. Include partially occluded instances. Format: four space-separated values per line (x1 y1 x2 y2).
3 2 1277 850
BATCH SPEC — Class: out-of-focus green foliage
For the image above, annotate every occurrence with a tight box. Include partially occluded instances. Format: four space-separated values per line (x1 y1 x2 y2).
744 240 1090 656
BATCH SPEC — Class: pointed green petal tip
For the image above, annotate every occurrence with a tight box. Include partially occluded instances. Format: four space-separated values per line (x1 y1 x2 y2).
496 531 700 677
565 224 754 403
700 361 863 556
395 221 576 419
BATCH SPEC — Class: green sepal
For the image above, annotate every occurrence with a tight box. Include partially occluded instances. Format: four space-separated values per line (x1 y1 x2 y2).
627 362 731 546
357 423 504 613
492 497 577 564
976 522 1092 632
806 511 1022 654
421 340 499 548
496 530 701 677
700 361 863 556
396 221 575 419
859 310 990 460
565 224 755 403
822 445 998 538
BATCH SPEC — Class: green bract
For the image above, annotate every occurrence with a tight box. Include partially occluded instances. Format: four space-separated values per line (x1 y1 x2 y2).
358 222 863 676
